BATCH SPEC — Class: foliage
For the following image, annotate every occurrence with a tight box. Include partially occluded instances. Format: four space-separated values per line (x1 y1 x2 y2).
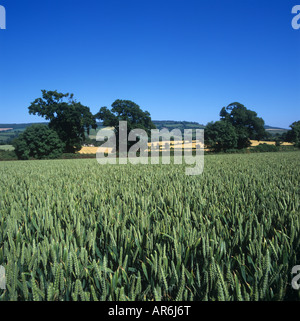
0 152 299 301
28 90 97 153
12 125 64 160
286 121 300 148
251 144 279 153
60 153 96 159
204 121 238 152
0 150 17 161
220 102 267 149
95 100 156 153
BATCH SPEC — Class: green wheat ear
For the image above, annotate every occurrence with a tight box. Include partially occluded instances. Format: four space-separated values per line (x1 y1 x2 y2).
152 286 160 301
91 285 98 301
175 266 185 301
21 273 29 300
31 276 39 301
47 283 54 301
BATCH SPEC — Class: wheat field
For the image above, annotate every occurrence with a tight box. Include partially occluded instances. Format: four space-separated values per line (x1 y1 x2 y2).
0 151 299 301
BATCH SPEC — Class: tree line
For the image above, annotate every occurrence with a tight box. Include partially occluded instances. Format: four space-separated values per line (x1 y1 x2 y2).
12 90 300 160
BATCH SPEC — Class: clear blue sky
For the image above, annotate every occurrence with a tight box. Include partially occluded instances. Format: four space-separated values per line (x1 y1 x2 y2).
0 0 299 128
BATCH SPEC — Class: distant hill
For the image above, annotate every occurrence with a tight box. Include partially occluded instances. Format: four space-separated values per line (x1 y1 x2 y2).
86 120 206 139
0 122 48 130
0 122 49 144
264 125 288 136
264 125 288 130
153 120 205 131
0 121 289 144
0 121 287 131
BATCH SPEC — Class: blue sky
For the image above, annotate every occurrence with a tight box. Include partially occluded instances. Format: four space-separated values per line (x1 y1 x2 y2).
0 0 299 128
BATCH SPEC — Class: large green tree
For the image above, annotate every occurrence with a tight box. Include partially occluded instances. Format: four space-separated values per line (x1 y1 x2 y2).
220 102 267 149
13 124 64 160
28 90 97 153
286 120 300 148
204 121 238 152
95 99 156 152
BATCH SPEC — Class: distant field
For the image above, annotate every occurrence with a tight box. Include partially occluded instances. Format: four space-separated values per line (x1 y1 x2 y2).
80 146 113 154
0 145 15 151
88 127 115 139
80 140 204 154
0 128 13 132
250 140 293 146
79 140 293 154
0 128 26 144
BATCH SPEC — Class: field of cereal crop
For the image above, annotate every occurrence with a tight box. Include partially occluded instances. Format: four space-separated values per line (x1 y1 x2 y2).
0 152 299 301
